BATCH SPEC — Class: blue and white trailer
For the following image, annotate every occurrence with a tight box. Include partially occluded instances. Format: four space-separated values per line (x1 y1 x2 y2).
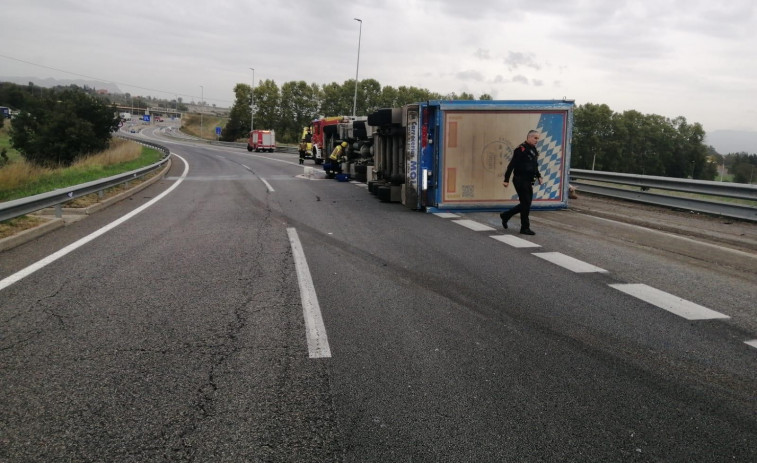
366 100 575 213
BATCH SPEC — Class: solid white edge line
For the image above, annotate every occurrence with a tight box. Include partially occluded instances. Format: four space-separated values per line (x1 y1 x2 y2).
260 178 275 192
590 215 756 260
287 227 332 359
0 153 190 292
609 283 730 320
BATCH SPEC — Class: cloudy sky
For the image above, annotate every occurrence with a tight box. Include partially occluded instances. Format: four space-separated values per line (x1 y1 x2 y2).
2 0 755 149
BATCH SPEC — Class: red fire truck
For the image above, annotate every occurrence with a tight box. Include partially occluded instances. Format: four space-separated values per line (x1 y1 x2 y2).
305 116 371 165
247 129 276 152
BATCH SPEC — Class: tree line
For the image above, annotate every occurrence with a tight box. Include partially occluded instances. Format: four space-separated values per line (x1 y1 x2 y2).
1 80 754 183
225 79 755 182
221 78 489 144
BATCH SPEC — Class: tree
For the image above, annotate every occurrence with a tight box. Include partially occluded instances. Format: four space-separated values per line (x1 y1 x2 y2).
10 87 120 167
572 103 614 170
320 81 353 117
255 79 283 133
395 86 441 106
730 153 757 183
358 78 383 115
222 83 254 141
279 81 320 142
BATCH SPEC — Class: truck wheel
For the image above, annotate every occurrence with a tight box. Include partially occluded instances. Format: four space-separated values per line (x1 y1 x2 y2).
247 145 253 152
315 159 323 165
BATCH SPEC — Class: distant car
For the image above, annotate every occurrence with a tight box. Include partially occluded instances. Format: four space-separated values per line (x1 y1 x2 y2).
130 128 136 133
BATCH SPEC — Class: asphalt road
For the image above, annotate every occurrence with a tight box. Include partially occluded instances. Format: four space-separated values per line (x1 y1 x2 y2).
1 128 755 462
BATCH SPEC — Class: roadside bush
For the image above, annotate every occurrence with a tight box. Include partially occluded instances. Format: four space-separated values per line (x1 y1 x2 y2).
10 87 120 167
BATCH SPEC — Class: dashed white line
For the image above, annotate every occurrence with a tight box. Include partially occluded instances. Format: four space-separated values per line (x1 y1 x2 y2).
287 228 331 359
490 234 541 248
433 213 461 219
609 283 730 320
533 252 608 273
260 178 275 192
745 340 757 349
452 219 496 232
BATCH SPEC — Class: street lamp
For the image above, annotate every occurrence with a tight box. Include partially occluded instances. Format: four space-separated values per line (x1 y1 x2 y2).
249 67 255 133
200 85 204 140
352 18 362 117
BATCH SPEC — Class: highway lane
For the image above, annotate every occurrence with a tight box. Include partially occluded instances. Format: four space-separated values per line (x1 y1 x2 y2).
1 131 755 462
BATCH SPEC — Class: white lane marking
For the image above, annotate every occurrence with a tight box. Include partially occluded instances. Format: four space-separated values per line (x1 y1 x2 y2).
260 178 275 192
590 215 756 260
287 228 331 359
0 154 190 292
490 234 542 248
745 340 757 349
350 181 368 188
609 283 730 320
452 219 496 232
533 252 608 273
434 213 460 219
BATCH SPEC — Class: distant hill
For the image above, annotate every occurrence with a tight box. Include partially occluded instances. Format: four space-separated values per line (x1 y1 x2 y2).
0 76 122 95
705 130 757 155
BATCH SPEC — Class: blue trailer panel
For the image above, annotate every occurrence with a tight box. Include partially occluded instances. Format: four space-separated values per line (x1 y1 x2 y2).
414 100 574 212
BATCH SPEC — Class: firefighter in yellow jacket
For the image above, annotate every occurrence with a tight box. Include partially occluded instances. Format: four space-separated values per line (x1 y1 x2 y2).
330 141 348 162
324 141 348 178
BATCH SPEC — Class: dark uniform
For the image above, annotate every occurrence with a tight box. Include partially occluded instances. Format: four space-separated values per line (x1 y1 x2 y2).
501 141 542 234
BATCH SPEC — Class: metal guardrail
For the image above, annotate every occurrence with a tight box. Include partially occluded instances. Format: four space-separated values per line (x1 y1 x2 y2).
0 138 171 222
570 169 757 222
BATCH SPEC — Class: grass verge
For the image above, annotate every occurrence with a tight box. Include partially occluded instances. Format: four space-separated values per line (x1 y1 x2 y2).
0 138 162 202
0 135 165 238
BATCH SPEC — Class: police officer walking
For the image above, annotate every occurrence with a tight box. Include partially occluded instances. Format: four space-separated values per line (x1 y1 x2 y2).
500 130 543 235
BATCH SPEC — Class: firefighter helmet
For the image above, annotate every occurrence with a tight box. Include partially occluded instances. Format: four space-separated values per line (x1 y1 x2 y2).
341 142 348 148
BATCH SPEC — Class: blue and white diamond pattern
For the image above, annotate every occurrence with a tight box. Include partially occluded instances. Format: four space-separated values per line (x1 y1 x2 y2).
535 115 565 200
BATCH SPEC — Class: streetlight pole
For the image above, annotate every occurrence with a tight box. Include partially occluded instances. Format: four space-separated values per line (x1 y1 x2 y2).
200 85 204 140
352 18 362 118
249 67 255 133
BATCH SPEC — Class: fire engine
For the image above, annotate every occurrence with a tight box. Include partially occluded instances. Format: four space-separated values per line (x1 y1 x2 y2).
304 116 373 165
247 129 276 152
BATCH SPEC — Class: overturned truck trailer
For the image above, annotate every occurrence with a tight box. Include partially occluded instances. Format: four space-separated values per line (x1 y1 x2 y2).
365 100 574 213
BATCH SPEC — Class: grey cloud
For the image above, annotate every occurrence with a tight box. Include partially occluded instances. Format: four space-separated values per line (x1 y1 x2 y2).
456 70 485 81
504 52 541 71
475 49 491 60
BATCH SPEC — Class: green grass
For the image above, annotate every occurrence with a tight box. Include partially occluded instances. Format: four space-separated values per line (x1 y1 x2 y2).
181 114 228 140
0 146 163 202
0 119 21 163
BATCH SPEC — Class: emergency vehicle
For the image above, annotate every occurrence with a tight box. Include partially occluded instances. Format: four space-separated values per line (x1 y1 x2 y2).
247 129 276 152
